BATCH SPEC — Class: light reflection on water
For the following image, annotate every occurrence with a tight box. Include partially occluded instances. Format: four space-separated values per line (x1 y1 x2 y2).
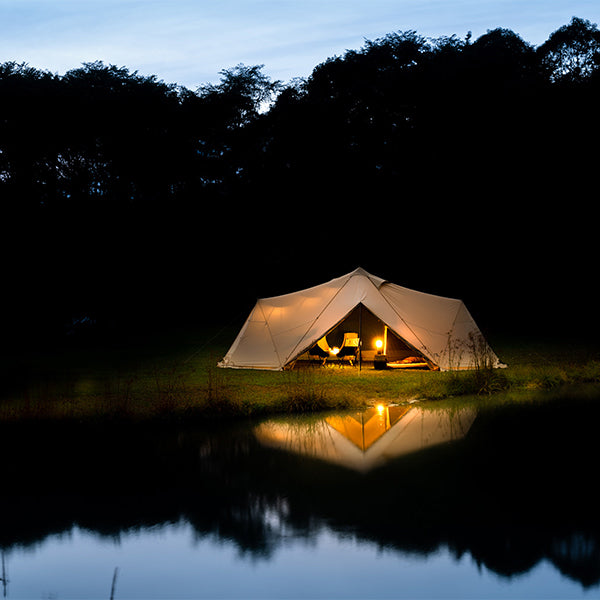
1 394 599 599
254 404 477 472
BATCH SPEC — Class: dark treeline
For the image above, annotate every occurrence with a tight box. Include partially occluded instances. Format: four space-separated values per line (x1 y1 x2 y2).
3 17 600 349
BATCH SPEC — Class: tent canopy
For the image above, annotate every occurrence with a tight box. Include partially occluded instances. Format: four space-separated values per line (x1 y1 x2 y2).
218 267 503 371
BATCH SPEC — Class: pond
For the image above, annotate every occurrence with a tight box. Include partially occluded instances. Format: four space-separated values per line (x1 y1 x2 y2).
1 391 599 599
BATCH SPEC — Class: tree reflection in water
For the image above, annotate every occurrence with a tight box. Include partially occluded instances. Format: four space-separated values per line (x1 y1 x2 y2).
0 393 599 592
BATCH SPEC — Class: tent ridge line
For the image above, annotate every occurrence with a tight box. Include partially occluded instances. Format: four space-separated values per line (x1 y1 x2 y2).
448 302 465 336
258 300 285 370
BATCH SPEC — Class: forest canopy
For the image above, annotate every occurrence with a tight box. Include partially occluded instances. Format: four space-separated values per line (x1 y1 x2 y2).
3 17 599 345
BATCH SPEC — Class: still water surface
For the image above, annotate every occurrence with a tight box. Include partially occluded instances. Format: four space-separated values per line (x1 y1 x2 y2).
1 393 599 599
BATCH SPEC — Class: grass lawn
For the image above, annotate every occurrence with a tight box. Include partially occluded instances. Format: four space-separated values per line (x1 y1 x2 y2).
2 325 600 423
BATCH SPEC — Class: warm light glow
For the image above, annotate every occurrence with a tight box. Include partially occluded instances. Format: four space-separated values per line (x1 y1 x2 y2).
376 404 385 414
331 347 340 355
375 339 383 350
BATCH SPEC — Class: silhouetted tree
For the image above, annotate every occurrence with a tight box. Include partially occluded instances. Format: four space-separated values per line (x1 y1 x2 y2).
59 61 187 207
198 63 282 128
537 17 600 83
2 18 599 347
0 62 62 209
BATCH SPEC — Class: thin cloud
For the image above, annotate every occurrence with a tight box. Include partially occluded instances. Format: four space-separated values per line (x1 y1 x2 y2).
0 0 597 88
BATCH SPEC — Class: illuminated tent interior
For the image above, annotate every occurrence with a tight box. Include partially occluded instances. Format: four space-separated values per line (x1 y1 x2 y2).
299 303 432 367
218 267 503 371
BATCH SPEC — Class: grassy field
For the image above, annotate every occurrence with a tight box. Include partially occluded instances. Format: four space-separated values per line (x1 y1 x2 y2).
2 326 600 423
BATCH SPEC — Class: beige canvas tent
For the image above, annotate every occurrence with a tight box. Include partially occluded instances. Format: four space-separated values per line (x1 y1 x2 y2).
218 267 503 371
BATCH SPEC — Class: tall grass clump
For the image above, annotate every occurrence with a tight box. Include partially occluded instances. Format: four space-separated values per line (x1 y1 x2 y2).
283 368 329 412
446 331 509 396
203 360 240 415
282 367 352 413
578 360 600 383
151 362 190 414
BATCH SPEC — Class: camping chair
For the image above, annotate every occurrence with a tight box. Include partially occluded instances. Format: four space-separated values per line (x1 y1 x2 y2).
336 332 360 366
308 336 332 365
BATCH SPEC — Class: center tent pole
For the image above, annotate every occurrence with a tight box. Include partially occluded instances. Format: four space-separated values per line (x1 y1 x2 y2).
358 303 362 372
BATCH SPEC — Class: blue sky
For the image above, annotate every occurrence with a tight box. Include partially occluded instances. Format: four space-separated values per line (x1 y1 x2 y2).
1 0 598 89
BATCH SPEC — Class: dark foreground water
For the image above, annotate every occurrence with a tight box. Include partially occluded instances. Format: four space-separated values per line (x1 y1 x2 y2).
1 391 599 599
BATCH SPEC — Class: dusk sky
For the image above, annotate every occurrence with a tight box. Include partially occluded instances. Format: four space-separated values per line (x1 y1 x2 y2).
1 0 599 89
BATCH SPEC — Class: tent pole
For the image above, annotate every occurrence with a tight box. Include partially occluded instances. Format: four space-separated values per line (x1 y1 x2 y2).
358 303 362 372
383 325 388 355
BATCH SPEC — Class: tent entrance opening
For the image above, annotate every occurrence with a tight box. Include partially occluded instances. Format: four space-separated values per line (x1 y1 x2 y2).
302 305 431 368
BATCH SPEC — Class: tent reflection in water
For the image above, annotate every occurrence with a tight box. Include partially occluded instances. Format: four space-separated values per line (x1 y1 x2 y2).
254 405 477 473
218 267 503 371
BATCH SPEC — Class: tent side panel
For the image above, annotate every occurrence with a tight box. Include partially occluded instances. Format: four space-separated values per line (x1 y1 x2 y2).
375 284 462 367
441 302 503 370
261 281 349 367
218 304 282 369
220 273 356 370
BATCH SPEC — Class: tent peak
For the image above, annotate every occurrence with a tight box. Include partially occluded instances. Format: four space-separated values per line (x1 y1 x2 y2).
348 267 387 289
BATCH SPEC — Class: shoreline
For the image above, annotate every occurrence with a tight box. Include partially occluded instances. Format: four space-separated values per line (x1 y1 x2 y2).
2 333 599 425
